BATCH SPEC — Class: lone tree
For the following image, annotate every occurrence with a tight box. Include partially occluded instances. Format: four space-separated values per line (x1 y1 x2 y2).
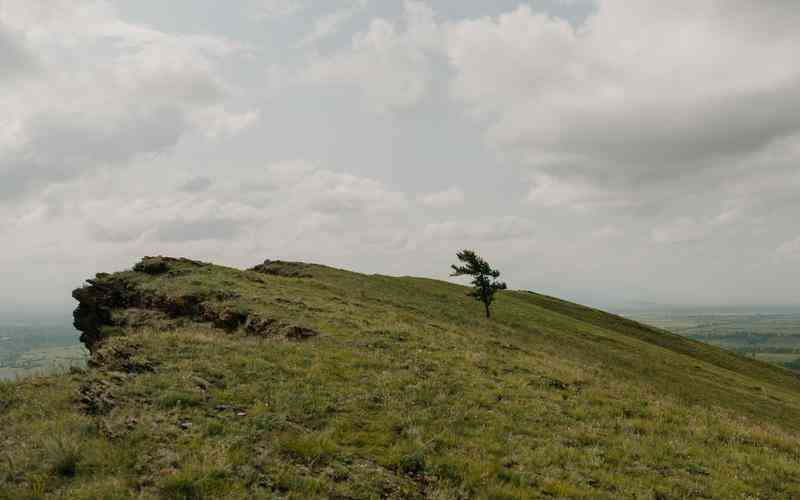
451 249 507 318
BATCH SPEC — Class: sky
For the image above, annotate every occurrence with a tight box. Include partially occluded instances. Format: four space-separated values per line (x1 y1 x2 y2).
1 0 799 317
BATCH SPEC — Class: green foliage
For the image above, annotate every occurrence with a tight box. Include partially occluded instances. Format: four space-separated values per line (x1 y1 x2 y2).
2 257 800 498
450 250 507 318
450 249 507 318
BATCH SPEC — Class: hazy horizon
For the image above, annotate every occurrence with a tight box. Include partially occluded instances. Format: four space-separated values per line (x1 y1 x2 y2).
2 0 800 314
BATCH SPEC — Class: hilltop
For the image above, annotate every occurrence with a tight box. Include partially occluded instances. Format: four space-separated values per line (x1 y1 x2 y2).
2 256 800 499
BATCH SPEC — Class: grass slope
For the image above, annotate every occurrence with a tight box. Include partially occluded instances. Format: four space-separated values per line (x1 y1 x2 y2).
2 258 800 499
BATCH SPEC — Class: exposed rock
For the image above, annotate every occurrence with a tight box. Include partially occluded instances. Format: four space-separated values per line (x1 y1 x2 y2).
284 325 320 341
133 257 171 275
244 314 280 337
112 308 182 331
212 307 250 332
72 275 139 352
133 256 209 276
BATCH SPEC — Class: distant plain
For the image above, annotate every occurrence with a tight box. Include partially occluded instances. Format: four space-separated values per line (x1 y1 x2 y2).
620 309 800 371
0 322 88 380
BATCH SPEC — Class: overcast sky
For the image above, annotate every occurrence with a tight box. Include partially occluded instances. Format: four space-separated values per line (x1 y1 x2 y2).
1 0 800 316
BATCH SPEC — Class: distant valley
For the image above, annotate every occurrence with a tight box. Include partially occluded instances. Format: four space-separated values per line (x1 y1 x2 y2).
620 309 800 371
0 322 87 380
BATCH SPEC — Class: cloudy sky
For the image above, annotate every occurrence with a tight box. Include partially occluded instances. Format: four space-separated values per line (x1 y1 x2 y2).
2 0 800 316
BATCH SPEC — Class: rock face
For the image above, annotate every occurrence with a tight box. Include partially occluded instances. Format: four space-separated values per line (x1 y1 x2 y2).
72 274 139 352
72 256 320 353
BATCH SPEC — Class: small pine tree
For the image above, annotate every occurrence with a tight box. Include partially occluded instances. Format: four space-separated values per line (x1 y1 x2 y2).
450 249 507 318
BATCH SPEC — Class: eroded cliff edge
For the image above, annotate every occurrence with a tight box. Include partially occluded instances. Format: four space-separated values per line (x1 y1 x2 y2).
72 256 318 353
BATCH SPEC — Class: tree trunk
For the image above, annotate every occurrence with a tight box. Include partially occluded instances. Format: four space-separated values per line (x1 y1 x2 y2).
484 301 491 318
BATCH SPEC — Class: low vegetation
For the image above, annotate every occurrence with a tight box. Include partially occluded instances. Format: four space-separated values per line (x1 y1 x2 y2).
2 257 800 498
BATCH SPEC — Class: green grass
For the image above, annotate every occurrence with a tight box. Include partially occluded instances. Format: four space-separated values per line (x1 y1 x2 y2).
2 257 800 498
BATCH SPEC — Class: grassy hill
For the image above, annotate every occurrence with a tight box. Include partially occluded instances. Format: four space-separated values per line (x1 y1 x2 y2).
2 257 800 499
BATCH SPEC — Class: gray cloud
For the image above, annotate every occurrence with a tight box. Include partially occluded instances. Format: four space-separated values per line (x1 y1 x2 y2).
493 80 800 175
180 177 214 193
445 0 800 209
87 223 146 244
0 107 187 199
0 23 35 79
0 3 255 202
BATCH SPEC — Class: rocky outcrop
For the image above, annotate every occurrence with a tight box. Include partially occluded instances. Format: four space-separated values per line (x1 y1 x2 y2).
72 273 139 352
133 256 209 275
72 256 320 353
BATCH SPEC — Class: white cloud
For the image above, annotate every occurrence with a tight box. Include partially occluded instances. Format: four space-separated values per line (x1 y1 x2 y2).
444 1 800 205
0 160 409 262
0 0 252 200
296 1 442 111
80 191 264 244
276 0 800 219
417 187 464 208
269 163 409 214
